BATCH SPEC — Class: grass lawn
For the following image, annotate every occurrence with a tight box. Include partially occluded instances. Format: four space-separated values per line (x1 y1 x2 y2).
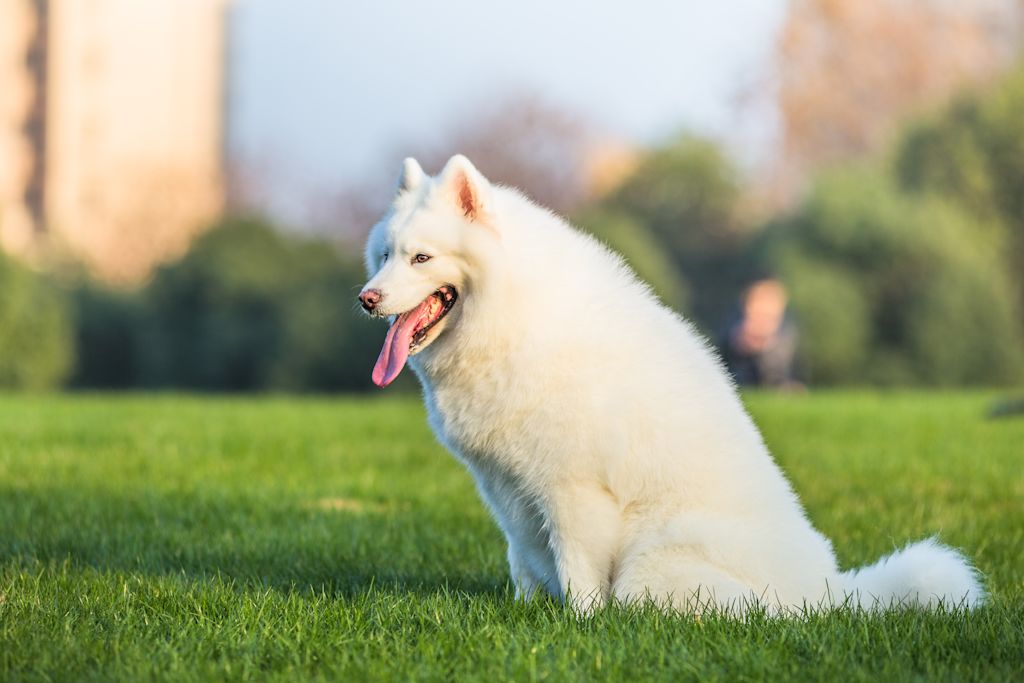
1 391 1022 681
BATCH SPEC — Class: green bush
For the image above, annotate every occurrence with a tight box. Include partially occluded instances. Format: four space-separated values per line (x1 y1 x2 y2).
770 253 871 384
760 170 1024 385
895 65 1024 301
590 135 749 332
574 209 690 312
68 285 144 389
264 240 385 392
136 217 381 392
0 253 73 390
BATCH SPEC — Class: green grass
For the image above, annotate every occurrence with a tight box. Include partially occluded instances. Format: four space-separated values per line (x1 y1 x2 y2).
1 392 1022 681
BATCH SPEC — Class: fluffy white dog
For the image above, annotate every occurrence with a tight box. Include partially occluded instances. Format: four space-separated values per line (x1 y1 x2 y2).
358 154 985 615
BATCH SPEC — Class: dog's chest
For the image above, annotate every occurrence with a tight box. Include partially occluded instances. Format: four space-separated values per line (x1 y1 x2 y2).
421 372 545 470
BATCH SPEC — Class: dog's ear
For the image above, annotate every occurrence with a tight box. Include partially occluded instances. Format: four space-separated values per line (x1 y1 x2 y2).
398 157 425 193
438 154 490 221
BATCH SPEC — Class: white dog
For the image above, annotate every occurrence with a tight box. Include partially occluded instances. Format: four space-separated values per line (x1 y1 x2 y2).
359 154 984 615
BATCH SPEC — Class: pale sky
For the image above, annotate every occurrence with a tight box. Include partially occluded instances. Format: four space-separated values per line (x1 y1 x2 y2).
228 0 789 220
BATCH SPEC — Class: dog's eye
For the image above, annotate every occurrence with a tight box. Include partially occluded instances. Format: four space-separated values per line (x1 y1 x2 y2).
412 253 432 264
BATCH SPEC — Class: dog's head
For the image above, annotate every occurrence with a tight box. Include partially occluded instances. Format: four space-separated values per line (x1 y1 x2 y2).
359 154 497 387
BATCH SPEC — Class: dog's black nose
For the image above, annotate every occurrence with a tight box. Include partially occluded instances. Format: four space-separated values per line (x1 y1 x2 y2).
359 288 382 311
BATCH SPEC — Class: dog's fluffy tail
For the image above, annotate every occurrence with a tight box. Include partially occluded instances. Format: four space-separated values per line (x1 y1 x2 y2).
840 537 985 610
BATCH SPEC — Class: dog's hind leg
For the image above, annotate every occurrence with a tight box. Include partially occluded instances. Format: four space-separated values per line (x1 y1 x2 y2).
612 549 760 615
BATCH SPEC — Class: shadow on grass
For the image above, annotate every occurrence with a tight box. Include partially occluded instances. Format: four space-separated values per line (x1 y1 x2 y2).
988 395 1024 419
0 484 508 599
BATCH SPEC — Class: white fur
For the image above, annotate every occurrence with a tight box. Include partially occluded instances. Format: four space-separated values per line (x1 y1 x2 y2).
361 155 986 615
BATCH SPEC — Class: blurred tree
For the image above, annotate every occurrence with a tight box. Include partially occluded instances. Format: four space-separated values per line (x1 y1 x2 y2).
267 239 384 392
588 136 750 332
69 285 144 389
769 0 1021 205
760 169 1024 385
895 64 1024 303
414 95 597 215
573 208 690 313
137 216 380 392
318 94 602 242
0 253 73 389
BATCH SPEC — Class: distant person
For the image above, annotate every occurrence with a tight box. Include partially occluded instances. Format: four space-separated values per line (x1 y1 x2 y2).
721 279 802 389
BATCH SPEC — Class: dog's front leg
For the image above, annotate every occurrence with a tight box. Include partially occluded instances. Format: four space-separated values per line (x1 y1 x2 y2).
546 482 623 616
508 551 541 600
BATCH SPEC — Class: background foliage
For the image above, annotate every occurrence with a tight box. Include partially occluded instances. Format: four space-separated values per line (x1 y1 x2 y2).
758 169 1024 385
579 136 751 333
71 218 381 392
10 63 1024 391
0 252 73 390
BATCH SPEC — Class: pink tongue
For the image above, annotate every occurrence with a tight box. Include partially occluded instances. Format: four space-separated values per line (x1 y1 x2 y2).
371 299 433 387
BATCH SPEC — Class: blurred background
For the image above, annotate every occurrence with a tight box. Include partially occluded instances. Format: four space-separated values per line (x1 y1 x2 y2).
2 0 1024 393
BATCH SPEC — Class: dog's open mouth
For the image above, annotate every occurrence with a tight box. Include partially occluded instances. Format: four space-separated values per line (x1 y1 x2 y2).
372 285 458 387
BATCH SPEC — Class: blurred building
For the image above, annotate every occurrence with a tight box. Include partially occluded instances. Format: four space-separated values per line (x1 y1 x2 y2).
0 0 229 283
